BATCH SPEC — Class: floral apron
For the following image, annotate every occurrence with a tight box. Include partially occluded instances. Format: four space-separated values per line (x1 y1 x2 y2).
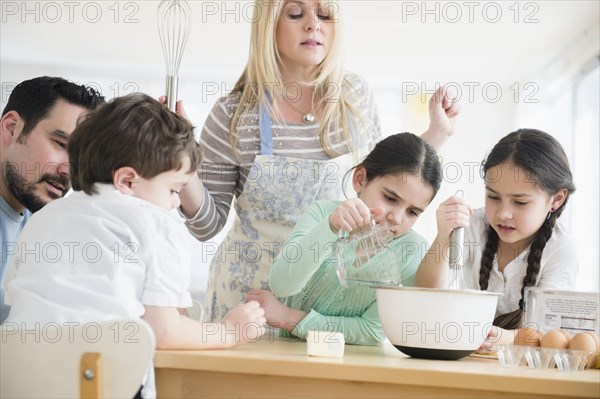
204 105 357 321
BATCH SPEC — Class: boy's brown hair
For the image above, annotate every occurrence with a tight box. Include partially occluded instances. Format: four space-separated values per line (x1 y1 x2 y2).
68 93 200 195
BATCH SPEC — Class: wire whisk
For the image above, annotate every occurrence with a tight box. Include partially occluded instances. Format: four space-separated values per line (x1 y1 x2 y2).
157 0 192 111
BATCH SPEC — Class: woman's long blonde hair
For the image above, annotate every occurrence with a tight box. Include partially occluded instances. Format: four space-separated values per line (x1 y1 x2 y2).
229 0 367 158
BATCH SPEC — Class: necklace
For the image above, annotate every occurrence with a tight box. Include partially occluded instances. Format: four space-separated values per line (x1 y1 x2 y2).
283 99 315 124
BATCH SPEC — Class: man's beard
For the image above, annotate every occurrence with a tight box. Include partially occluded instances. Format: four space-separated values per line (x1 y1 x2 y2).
4 164 69 213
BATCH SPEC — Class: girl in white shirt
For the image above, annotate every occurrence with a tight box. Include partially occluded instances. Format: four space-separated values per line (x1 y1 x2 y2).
416 129 577 345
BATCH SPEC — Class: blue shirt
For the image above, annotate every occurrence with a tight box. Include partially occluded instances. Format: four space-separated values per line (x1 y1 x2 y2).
1 195 30 323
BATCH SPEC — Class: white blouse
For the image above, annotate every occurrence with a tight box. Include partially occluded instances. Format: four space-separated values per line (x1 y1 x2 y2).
461 208 578 317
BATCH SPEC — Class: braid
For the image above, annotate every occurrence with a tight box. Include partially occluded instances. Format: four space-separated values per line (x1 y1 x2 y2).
519 209 560 307
481 223 525 329
493 310 523 330
479 225 499 291
493 207 561 330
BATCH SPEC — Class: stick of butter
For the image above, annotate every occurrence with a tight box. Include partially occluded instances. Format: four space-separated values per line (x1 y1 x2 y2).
307 330 345 358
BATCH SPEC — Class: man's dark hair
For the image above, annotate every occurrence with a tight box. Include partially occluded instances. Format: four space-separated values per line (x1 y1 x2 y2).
2 76 105 141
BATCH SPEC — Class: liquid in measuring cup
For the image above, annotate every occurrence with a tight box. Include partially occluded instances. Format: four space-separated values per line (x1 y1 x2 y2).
332 220 401 288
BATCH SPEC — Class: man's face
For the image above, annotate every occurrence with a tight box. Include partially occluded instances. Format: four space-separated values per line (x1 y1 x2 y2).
1 99 87 212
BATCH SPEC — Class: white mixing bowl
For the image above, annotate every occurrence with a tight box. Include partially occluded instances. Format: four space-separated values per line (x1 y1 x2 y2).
376 286 502 360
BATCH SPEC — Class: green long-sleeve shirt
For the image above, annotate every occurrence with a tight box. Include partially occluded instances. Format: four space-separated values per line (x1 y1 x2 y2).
269 200 428 345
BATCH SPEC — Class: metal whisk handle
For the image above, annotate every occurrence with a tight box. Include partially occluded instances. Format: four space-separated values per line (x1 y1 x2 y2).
449 226 464 269
449 189 465 270
165 75 179 111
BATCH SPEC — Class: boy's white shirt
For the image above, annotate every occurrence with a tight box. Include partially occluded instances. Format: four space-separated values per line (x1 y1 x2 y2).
3 184 193 399
5 184 192 324
460 208 578 317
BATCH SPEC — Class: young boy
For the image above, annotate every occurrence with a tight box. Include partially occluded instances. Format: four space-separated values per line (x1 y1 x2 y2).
3 93 266 398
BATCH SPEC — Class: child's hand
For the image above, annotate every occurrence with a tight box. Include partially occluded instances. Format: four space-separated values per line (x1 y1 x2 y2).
435 195 472 243
478 325 515 351
246 290 288 327
246 290 308 332
222 301 266 344
328 198 373 234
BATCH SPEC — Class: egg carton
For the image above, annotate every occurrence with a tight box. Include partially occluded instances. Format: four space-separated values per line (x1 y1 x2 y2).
495 344 599 371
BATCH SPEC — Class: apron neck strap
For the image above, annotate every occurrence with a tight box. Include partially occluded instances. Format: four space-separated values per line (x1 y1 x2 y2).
259 91 273 156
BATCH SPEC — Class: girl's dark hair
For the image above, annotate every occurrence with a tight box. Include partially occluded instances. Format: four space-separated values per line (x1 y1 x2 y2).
68 93 201 195
479 129 576 330
344 132 442 198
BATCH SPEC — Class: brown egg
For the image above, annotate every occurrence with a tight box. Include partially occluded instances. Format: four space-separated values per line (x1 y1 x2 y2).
540 330 570 349
583 332 600 352
569 332 597 351
558 329 573 342
514 326 542 346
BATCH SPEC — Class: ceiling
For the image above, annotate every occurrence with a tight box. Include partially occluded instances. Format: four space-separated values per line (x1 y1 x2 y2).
1 1 599 84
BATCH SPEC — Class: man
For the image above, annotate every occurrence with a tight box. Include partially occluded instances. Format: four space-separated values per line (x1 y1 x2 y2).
1 76 104 322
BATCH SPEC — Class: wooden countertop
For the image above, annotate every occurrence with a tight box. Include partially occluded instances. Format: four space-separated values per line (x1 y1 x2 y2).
154 336 600 398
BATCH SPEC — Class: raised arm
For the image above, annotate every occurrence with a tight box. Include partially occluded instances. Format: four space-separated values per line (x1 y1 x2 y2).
177 98 241 241
420 86 461 151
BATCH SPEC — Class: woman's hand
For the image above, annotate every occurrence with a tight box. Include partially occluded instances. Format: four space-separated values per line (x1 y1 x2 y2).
245 289 307 332
435 195 472 244
158 96 190 120
421 86 461 150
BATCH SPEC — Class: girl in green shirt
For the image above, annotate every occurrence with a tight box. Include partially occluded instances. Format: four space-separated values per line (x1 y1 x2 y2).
246 133 442 345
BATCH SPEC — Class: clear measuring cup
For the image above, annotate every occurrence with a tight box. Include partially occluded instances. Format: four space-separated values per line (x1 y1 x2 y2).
332 218 401 288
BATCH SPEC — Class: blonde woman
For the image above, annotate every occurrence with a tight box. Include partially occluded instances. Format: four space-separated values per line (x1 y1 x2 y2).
177 0 460 321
